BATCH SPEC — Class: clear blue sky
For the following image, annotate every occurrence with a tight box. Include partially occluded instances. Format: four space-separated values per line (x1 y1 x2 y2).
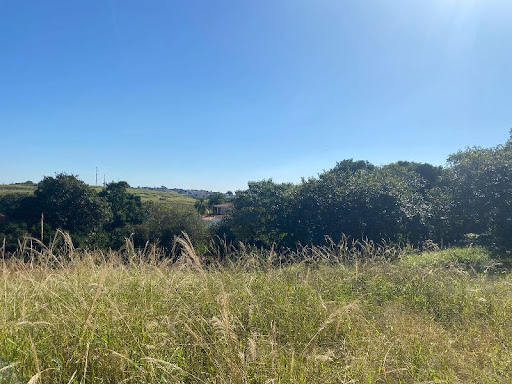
1 0 511 192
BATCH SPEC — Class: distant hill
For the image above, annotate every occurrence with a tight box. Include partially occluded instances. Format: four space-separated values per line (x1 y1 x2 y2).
136 186 233 199
0 183 196 206
0 183 35 196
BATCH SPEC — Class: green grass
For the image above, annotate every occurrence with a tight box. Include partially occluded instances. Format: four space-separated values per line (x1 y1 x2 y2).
0 184 36 196
126 188 195 206
0 184 195 206
401 246 499 270
0 239 511 383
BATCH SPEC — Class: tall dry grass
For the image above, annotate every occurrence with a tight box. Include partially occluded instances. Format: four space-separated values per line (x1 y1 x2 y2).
0 233 511 383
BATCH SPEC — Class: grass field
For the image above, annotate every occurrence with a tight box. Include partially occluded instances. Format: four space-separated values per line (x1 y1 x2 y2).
0 184 195 206
125 188 195 206
0 238 510 383
0 184 35 196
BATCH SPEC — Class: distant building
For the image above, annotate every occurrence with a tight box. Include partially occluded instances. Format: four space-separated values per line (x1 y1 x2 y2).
201 203 233 226
201 215 225 226
213 203 233 215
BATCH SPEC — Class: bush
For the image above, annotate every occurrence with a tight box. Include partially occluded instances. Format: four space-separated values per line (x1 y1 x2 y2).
133 202 209 251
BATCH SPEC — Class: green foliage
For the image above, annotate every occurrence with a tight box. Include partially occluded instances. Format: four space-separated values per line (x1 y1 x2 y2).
133 202 208 250
0 176 206 251
34 174 112 240
292 163 426 244
0 221 28 252
2 133 512 254
384 161 444 190
401 246 495 270
0 194 55 251
227 180 296 245
194 198 208 215
221 135 512 254
225 161 437 247
99 181 143 228
0 193 39 223
0 183 196 206
96 181 144 248
207 191 226 209
448 136 512 250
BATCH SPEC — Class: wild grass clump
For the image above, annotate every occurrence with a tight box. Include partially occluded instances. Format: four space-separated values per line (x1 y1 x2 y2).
0 234 511 383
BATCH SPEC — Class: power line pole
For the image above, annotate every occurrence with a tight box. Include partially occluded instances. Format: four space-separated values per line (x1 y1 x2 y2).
95 167 98 186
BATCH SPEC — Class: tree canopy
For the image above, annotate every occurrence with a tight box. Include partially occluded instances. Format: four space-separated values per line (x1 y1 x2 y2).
1 132 512 255
35 174 112 236
218 132 512 253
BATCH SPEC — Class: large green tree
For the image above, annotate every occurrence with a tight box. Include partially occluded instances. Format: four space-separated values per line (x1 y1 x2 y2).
98 181 144 248
448 135 512 249
99 181 143 228
225 159 440 247
34 174 112 244
227 180 295 245
291 161 430 244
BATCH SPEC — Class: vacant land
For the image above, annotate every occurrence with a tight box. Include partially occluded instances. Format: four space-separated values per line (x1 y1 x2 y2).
124 187 195 206
0 184 195 206
0 184 35 196
0 243 510 383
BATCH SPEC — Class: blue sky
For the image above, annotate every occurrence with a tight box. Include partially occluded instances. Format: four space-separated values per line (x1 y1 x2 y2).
1 0 511 191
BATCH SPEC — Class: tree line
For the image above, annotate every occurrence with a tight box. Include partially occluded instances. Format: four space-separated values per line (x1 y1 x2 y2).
0 177 208 252
1 132 511 254
219 132 512 253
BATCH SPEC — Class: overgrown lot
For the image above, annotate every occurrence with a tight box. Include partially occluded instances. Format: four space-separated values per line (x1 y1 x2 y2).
0 242 511 383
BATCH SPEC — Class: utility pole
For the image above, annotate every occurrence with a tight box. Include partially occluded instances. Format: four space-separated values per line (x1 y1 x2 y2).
103 174 106 188
95 167 98 186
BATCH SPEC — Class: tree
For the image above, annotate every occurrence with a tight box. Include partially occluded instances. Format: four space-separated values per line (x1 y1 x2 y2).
208 192 226 210
227 180 295 246
0 193 39 223
194 198 208 215
99 181 143 228
0 193 53 251
133 202 208 250
290 162 433 245
329 159 375 175
97 181 144 248
383 161 444 191
34 174 112 244
448 137 512 250
225 161 436 248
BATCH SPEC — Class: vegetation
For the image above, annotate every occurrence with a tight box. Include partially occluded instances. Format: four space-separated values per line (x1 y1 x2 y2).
0 177 205 252
222 132 512 254
133 202 209 252
193 193 229 216
194 198 208 215
2 133 512 255
0 183 195 206
207 192 227 210
124 188 195 207
0 237 510 383
0 134 511 383
0 183 36 196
